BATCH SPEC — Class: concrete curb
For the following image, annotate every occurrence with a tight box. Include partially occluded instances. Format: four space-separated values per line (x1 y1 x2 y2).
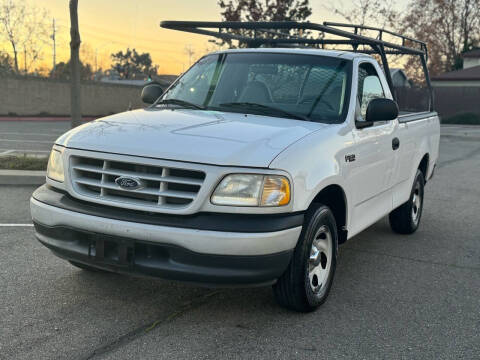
0 170 46 185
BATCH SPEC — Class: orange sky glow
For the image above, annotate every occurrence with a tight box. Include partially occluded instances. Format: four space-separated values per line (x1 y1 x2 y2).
1 0 409 75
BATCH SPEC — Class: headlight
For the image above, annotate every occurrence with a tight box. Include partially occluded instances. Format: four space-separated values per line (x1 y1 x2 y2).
47 147 64 182
211 174 290 207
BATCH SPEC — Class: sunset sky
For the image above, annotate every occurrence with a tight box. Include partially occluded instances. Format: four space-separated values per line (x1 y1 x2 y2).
2 0 409 75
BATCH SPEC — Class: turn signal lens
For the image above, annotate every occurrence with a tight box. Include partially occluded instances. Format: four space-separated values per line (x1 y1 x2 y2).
260 176 291 206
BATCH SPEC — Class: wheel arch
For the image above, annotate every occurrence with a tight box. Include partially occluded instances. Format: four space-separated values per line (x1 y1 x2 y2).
418 153 429 182
309 184 348 244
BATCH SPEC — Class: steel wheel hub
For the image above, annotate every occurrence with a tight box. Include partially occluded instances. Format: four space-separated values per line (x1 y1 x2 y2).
308 225 332 294
412 181 422 225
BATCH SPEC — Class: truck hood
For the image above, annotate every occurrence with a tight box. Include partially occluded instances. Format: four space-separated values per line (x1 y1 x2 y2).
56 108 325 167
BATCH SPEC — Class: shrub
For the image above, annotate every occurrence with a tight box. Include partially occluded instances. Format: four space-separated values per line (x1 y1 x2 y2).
0 155 48 170
441 113 480 125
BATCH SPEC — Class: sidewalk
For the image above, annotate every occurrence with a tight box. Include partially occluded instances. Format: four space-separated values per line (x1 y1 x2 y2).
0 170 45 185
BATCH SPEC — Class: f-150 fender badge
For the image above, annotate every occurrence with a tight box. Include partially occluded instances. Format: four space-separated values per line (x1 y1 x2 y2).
345 154 356 162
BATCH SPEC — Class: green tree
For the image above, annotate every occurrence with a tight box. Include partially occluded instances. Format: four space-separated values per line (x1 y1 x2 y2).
50 60 93 80
219 0 311 22
218 0 312 47
110 48 158 79
0 52 15 75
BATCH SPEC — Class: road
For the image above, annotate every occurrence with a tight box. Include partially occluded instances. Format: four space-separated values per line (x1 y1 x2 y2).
1 126 479 359
0 120 75 156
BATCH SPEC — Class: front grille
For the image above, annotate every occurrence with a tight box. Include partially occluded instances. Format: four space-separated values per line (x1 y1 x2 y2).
70 155 206 210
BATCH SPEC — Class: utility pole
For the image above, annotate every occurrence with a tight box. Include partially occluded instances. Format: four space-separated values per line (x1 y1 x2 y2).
52 18 56 72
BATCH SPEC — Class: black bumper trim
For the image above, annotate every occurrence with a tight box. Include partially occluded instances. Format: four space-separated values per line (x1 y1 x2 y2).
32 185 304 233
34 222 293 286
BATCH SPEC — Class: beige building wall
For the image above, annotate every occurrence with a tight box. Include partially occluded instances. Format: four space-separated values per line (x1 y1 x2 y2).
0 76 146 116
463 58 480 69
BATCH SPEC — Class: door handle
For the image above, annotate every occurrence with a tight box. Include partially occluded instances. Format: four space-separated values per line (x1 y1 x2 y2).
392 137 400 150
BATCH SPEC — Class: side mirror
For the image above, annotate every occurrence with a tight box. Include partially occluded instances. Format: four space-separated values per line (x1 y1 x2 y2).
365 98 399 122
141 83 163 104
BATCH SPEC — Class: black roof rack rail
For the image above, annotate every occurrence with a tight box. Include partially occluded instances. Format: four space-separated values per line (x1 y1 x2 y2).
160 21 433 110
323 22 427 53
160 21 426 55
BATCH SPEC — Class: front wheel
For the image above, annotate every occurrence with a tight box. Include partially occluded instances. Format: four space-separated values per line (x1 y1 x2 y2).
389 170 425 234
273 204 338 312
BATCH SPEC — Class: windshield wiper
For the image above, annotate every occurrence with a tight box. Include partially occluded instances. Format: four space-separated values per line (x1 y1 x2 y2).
219 102 309 121
158 98 206 110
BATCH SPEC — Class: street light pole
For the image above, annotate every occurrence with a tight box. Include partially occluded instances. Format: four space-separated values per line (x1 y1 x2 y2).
52 18 56 72
94 42 109 79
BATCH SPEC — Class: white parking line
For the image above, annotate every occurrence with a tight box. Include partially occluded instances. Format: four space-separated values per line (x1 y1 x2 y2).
0 132 64 137
0 224 34 227
0 148 51 153
0 139 54 144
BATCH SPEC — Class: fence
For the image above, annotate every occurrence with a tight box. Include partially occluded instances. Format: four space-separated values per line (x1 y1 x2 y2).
433 87 480 120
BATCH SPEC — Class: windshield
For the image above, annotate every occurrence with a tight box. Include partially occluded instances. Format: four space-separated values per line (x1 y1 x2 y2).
161 52 352 123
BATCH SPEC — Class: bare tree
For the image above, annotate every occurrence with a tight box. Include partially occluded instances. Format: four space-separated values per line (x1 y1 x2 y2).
69 0 82 128
328 0 480 76
460 0 480 52
0 0 50 73
329 0 399 31
402 0 480 74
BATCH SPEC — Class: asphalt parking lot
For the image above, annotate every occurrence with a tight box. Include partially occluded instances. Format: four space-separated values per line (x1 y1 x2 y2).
1 125 479 359
0 120 75 156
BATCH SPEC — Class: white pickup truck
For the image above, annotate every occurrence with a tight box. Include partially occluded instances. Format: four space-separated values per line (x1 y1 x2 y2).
30 22 440 312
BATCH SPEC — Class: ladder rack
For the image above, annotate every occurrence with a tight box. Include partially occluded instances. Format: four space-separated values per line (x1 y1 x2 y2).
160 20 433 109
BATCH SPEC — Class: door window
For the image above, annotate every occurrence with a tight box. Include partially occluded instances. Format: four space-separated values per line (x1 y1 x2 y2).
357 63 385 120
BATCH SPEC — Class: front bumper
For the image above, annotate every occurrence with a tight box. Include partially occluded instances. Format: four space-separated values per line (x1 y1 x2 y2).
31 185 303 285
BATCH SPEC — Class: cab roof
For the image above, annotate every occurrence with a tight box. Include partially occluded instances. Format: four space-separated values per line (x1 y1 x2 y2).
208 47 370 60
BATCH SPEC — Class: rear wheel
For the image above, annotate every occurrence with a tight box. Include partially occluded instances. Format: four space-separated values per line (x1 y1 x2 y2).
273 204 338 312
389 170 425 234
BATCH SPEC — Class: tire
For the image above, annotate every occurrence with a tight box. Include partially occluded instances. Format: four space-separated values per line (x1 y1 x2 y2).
273 204 338 312
68 261 108 272
389 169 425 234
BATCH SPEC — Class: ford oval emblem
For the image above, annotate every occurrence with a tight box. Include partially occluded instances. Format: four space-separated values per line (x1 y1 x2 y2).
115 176 144 190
